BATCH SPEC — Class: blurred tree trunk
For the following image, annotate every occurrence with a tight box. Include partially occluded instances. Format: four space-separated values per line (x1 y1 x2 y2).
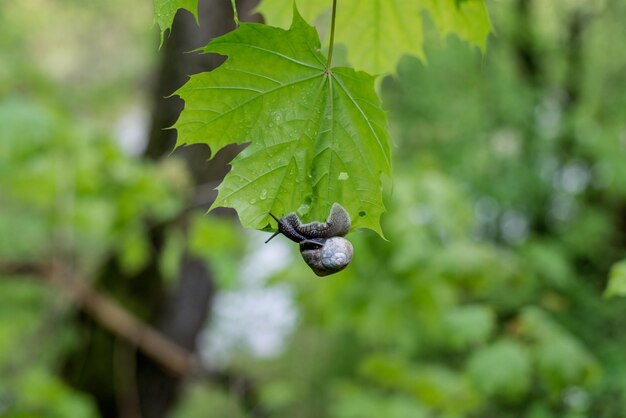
63 2 261 418
513 0 541 87
137 0 263 414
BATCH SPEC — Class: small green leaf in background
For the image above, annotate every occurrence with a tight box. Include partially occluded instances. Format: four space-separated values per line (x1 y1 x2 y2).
256 1 328 33
175 10 392 236
605 259 626 298
443 304 495 349
154 0 198 44
188 214 245 289
257 0 492 75
160 227 186 284
519 308 599 390
331 384 430 418
118 228 151 275
359 355 479 412
420 0 492 52
170 383 247 418
467 339 532 399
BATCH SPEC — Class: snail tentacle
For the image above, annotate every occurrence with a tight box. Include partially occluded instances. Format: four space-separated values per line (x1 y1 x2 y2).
268 212 307 243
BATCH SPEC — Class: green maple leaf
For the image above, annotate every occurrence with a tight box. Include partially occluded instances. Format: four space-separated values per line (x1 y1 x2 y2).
174 10 391 236
421 0 492 51
257 0 492 75
154 0 198 44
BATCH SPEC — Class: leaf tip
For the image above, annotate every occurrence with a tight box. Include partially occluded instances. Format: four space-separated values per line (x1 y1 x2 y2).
290 2 303 27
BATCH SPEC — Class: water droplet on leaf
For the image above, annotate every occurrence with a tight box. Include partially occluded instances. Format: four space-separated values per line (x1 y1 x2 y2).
271 111 283 123
298 203 311 214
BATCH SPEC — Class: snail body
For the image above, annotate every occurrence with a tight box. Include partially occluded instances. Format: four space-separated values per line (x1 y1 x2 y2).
266 203 353 276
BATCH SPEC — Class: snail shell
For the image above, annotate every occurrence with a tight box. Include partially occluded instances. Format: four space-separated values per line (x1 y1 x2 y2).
300 237 353 277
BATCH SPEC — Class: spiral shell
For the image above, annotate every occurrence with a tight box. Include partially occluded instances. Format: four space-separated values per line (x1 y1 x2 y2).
300 237 353 277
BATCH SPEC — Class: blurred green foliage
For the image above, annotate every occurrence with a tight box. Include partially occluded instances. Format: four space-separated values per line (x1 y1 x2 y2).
2 0 626 417
0 1 178 414
0 96 188 414
0 277 98 417
606 260 626 298
0 98 187 273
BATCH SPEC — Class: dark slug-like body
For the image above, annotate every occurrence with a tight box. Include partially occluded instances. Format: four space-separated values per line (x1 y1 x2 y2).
289 203 351 238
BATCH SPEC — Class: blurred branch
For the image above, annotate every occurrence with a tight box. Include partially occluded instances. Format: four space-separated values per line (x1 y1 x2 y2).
0 261 267 416
0 261 198 378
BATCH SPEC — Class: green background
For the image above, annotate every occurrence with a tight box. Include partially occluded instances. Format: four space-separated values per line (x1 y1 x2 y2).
1 0 626 417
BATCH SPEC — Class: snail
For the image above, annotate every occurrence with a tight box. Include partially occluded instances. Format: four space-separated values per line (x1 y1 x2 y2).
265 203 353 276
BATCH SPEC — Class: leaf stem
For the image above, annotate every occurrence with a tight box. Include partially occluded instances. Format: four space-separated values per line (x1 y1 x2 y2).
230 0 240 27
326 0 338 71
